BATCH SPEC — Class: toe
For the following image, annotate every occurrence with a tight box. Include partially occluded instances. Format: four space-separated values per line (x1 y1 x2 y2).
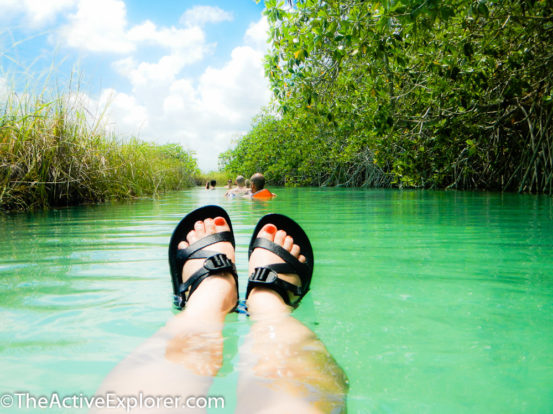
194 220 206 238
186 229 198 244
290 243 300 257
214 216 231 232
178 241 189 250
204 218 215 235
274 229 287 246
298 254 306 263
258 224 277 241
283 235 293 251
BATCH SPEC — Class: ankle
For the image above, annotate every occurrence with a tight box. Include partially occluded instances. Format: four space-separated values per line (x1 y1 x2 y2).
183 273 237 321
246 287 292 317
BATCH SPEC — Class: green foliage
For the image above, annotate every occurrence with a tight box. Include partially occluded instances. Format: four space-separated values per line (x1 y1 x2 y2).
228 0 553 194
222 108 389 187
0 89 199 211
194 170 234 187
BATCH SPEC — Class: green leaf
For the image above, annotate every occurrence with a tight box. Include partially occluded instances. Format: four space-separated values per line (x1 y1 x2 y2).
477 2 489 18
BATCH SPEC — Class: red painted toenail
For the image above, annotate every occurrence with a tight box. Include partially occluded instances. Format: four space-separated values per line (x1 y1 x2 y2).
265 224 277 234
214 217 225 226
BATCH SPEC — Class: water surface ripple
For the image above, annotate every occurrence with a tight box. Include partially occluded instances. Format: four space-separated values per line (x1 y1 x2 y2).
1 188 552 413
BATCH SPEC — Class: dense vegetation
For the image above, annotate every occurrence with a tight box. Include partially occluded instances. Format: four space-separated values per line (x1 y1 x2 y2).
194 170 234 187
222 0 553 194
1 90 198 211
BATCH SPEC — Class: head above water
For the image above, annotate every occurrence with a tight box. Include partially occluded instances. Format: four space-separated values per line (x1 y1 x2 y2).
236 175 245 187
250 173 265 192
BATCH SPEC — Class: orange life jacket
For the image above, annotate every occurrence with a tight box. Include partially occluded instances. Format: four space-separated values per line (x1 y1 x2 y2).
252 188 276 199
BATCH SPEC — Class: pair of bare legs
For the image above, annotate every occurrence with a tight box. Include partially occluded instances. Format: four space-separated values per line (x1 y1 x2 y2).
92 216 347 413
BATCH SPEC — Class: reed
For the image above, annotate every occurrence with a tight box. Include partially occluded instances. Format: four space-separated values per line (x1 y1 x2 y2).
0 85 198 211
194 171 234 187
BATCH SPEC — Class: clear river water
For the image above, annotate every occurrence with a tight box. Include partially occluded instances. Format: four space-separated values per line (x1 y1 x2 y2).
1 187 552 413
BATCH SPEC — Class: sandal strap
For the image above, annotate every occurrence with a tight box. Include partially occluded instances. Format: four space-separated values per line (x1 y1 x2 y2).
176 249 221 271
246 266 303 306
175 231 233 272
250 238 310 285
181 231 234 259
175 253 238 309
265 262 296 274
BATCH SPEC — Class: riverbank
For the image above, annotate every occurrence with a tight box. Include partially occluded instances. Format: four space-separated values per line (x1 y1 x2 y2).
222 1 553 195
0 90 198 212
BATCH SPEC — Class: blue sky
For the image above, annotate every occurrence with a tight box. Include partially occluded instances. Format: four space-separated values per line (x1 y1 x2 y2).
0 0 270 171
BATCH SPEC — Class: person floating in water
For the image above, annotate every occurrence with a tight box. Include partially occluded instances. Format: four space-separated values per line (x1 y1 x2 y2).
245 173 276 199
225 175 249 197
225 179 233 189
205 179 216 190
92 206 348 413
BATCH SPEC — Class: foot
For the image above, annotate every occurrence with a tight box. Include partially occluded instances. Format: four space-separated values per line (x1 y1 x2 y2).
164 217 235 377
175 216 238 320
247 223 306 315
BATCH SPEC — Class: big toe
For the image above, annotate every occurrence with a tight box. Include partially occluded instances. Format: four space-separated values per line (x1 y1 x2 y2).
258 223 277 241
214 216 231 232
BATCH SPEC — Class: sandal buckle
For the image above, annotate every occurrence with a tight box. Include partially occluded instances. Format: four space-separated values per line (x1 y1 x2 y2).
251 267 278 284
204 254 234 273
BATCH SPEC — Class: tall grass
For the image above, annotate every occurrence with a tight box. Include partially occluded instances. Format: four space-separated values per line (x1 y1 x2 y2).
0 86 199 211
193 171 234 187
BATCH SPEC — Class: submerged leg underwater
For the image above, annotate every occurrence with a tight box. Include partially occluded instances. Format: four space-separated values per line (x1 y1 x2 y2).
92 205 348 413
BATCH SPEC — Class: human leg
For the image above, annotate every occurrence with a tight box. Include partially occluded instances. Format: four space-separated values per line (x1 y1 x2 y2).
91 214 237 413
236 222 349 414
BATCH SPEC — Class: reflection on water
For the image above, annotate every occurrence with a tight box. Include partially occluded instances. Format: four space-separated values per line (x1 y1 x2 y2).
1 188 552 413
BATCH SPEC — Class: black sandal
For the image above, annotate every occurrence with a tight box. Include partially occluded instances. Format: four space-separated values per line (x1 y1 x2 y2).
245 214 314 307
168 205 239 310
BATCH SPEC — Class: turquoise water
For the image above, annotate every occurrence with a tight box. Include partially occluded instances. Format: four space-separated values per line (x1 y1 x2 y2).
1 188 552 413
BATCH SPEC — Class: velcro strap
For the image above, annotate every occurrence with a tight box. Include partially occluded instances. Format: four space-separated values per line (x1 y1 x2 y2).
203 253 234 273
248 266 303 299
250 267 279 284
251 238 309 280
176 253 237 308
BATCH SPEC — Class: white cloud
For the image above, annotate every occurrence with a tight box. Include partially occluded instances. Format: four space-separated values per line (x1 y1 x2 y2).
98 89 149 132
191 44 270 169
0 0 19 7
180 6 233 28
102 15 271 171
122 56 185 86
50 6 270 171
58 90 146 142
244 16 269 51
114 48 207 87
1 1 271 172
198 46 269 124
112 57 135 77
0 0 76 28
127 21 205 51
162 79 198 114
117 23 209 85
58 0 134 53
58 2 213 84
24 0 76 26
